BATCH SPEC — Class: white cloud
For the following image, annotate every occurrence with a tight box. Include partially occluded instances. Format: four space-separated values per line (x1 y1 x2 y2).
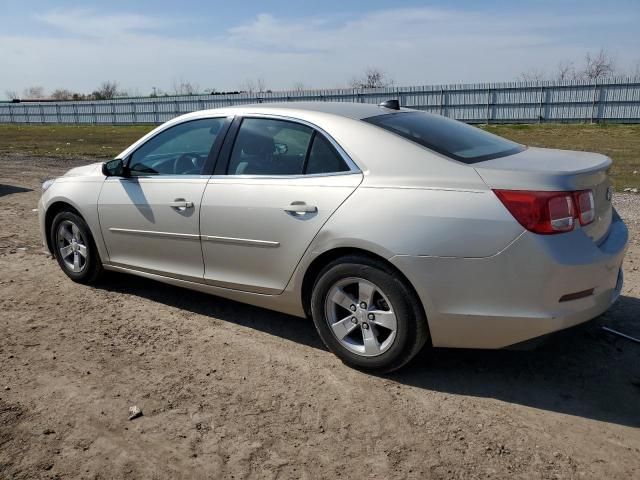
35 9 171 38
1 7 638 96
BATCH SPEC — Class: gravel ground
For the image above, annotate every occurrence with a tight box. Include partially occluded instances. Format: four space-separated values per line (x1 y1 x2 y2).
1 153 639 480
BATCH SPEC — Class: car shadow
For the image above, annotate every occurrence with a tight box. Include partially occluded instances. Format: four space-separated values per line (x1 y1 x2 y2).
98 273 640 428
394 294 640 428
0 184 32 197
99 272 325 350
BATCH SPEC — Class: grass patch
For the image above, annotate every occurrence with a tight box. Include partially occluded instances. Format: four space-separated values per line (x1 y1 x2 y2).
482 124 640 189
0 122 638 188
0 124 154 159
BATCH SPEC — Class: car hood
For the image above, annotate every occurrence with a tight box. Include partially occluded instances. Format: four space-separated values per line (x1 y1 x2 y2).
61 162 104 178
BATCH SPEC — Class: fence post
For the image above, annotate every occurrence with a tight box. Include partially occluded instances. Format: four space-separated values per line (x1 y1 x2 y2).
486 87 492 124
538 86 545 123
56 103 61 123
590 80 598 124
131 102 137 124
154 101 159 125
40 103 45 124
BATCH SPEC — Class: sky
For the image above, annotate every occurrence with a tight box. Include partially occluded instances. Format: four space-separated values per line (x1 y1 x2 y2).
1 0 639 97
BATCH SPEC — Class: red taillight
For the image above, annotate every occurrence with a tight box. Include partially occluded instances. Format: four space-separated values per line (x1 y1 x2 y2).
494 189 595 234
574 190 595 226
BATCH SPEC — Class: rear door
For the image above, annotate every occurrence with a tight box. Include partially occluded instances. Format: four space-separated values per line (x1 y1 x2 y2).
200 115 362 294
98 117 231 280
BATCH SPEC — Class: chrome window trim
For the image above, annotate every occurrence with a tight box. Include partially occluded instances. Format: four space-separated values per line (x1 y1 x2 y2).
104 174 212 182
223 113 361 177
207 171 361 181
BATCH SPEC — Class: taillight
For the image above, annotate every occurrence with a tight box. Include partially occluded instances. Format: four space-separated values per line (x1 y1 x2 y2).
574 190 595 226
494 189 595 234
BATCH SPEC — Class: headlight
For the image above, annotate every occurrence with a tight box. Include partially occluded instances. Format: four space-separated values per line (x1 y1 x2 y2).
42 179 56 192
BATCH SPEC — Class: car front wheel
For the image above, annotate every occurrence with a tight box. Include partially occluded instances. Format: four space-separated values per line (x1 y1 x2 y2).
50 210 103 284
310 255 429 373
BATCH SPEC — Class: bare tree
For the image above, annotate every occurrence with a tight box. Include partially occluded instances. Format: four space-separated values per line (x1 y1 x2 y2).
241 78 268 94
51 89 74 101
292 81 306 91
92 81 120 100
255 77 267 93
5 90 19 100
22 86 46 99
172 79 200 95
555 60 576 81
582 49 616 80
350 68 394 89
518 68 546 82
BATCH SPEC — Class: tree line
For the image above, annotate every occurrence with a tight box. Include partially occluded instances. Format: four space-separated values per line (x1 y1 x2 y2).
5 49 639 101
520 48 640 82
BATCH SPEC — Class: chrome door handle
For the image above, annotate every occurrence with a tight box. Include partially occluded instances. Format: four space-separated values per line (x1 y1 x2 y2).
170 200 194 209
284 202 317 215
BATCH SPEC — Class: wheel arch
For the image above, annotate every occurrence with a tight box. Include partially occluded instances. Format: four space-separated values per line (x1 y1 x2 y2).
300 247 431 344
44 201 83 254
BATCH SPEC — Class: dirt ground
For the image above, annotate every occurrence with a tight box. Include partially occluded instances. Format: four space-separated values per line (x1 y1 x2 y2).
1 153 639 480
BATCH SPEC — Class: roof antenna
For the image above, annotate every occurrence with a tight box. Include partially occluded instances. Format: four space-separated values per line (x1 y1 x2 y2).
378 99 400 110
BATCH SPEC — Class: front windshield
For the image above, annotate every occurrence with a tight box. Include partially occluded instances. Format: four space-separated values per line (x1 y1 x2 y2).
363 112 525 163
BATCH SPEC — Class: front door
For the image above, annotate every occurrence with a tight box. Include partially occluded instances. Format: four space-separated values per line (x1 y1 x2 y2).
98 117 229 280
200 116 362 294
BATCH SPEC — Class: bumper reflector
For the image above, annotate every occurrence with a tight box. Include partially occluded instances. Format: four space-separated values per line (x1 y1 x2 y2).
559 288 594 303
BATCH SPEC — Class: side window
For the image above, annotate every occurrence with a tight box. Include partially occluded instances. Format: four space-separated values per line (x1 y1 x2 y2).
128 118 226 176
227 118 313 175
306 134 350 174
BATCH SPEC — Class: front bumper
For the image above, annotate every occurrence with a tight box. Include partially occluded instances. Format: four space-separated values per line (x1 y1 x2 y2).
391 211 628 349
37 196 49 253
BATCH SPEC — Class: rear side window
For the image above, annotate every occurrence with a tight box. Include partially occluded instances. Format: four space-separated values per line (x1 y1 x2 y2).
226 117 353 176
306 134 350 175
227 118 313 175
363 112 525 163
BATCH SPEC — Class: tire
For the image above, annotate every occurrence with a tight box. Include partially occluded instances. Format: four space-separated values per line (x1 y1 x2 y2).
310 255 429 373
50 210 103 284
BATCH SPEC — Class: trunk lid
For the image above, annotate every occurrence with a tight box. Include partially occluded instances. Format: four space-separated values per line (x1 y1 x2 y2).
474 147 613 243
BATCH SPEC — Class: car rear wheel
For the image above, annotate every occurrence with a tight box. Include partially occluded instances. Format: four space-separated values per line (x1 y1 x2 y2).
51 210 103 284
310 255 429 373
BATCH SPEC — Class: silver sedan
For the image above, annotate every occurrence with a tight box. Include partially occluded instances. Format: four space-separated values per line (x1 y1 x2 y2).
38 102 629 372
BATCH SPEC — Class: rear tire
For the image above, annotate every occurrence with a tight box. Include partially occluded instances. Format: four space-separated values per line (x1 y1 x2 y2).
310 255 429 373
50 210 103 284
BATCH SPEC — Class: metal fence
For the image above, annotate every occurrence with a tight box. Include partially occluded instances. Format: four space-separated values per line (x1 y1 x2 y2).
2 77 640 125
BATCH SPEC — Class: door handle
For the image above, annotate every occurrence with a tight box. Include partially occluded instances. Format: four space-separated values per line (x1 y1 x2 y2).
284 202 317 215
170 200 194 209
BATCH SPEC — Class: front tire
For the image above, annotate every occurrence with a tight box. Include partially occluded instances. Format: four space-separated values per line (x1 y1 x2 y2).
50 210 103 284
310 255 429 373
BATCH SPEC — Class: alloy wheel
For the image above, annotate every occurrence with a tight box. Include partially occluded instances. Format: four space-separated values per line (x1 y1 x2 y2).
324 277 398 357
56 220 88 273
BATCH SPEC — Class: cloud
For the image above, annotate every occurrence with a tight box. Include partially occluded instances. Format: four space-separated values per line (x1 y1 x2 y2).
35 9 170 38
1 7 638 96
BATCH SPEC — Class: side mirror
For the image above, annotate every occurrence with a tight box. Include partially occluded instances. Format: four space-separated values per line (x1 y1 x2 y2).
102 158 126 177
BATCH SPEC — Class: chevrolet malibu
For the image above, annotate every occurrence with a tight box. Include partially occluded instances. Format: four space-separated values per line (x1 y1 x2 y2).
38 101 628 372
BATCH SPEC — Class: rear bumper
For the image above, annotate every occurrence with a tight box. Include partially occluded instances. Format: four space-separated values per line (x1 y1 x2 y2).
391 210 628 349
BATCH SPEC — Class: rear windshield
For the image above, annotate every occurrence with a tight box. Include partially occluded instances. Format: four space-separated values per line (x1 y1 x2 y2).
363 112 525 163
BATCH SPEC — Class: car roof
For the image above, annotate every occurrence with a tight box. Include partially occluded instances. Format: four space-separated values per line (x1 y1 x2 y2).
207 101 406 120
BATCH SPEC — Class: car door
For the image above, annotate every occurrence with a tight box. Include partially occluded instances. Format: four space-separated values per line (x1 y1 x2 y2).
200 115 363 294
98 117 230 280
